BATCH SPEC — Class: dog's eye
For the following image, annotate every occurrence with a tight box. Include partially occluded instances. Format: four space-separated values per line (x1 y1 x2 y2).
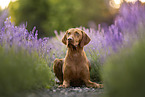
67 32 71 35
75 32 80 36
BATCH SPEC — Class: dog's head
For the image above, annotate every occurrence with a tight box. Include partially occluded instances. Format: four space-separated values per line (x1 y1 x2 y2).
62 28 90 48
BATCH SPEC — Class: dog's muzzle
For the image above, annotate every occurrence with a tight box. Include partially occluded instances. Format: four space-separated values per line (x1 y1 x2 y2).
68 37 73 43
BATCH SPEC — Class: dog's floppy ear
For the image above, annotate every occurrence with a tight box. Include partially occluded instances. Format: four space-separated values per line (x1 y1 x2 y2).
80 31 91 47
62 32 67 45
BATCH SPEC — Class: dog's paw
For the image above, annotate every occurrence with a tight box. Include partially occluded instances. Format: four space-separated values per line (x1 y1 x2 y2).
95 83 103 88
58 84 69 88
58 85 64 88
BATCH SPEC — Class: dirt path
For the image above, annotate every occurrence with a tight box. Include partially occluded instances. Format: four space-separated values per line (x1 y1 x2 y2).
22 87 104 97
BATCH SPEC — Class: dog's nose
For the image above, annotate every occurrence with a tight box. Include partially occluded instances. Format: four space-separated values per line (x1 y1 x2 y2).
68 37 73 41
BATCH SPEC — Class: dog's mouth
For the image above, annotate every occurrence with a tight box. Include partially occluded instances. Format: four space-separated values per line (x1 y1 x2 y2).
68 43 78 50
68 40 79 47
67 39 80 50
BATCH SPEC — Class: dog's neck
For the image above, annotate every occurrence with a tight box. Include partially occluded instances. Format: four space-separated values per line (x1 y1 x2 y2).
67 45 84 55
66 46 87 62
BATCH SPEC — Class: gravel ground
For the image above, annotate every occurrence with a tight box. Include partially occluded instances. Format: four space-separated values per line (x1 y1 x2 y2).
21 87 104 97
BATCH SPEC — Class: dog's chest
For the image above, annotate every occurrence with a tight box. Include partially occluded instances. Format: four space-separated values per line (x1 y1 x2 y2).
68 54 84 64
64 55 87 78
70 52 84 61
68 63 83 79
73 53 79 57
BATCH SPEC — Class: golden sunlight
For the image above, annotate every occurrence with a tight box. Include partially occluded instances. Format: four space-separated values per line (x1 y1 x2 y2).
114 0 123 4
140 0 145 3
111 0 145 9
125 0 137 3
110 0 123 8
0 0 16 9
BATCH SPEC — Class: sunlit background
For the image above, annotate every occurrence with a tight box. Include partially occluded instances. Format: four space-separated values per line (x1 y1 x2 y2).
110 0 145 8
0 0 145 37
0 0 145 9
0 0 16 9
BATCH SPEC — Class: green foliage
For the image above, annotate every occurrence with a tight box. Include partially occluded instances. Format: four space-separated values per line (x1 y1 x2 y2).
9 0 50 37
9 0 114 37
85 49 102 83
79 0 114 25
103 38 145 97
42 0 82 36
44 0 114 36
0 46 55 97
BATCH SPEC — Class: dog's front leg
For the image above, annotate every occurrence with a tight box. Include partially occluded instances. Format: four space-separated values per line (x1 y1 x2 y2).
63 80 70 88
59 80 70 88
84 80 102 88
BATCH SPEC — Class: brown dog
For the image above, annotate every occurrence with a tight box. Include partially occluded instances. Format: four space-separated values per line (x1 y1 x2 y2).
53 28 102 88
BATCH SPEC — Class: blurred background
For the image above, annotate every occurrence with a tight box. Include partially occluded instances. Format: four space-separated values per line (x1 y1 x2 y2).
0 0 145 37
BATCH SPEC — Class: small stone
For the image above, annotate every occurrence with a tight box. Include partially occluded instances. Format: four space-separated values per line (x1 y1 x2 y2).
79 89 82 92
65 92 68 95
60 90 65 93
53 90 56 92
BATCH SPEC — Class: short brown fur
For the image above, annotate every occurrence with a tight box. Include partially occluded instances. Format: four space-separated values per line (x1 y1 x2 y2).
53 28 103 88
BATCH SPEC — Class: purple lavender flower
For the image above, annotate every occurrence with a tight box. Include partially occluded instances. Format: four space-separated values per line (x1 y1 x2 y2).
0 2 145 67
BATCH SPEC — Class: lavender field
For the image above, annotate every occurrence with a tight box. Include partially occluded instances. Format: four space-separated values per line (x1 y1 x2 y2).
0 1 145 97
